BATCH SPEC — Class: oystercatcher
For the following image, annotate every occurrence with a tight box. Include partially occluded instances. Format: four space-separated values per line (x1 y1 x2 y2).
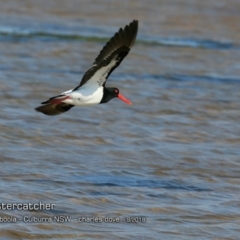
35 20 138 116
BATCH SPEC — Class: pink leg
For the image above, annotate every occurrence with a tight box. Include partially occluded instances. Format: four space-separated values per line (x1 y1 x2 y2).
50 96 71 104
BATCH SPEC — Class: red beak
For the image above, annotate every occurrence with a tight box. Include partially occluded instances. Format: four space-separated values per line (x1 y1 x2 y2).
117 93 132 105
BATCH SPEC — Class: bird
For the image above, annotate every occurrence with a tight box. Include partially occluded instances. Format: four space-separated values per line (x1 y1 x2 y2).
35 20 138 116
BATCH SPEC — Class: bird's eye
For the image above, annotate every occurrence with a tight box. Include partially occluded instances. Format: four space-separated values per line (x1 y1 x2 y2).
115 89 119 94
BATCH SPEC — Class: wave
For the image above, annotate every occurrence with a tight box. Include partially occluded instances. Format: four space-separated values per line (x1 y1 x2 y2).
0 26 104 41
161 74 240 83
0 26 238 50
137 74 240 84
140 37 237 50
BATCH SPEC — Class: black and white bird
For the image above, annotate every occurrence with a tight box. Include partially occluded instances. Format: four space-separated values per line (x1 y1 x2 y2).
35 20 138 116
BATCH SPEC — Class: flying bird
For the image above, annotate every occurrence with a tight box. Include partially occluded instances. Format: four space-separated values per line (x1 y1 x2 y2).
35 20 138 116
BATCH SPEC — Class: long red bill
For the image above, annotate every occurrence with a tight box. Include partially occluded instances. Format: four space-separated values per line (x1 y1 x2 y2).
118 93 132 105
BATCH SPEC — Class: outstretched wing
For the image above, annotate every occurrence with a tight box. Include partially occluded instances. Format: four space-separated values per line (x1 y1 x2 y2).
74 20 138 90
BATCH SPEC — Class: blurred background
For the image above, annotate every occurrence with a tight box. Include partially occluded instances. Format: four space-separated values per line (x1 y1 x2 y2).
0 0 240 239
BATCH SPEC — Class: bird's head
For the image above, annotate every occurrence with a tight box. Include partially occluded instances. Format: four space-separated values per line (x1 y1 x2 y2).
101 87 132 105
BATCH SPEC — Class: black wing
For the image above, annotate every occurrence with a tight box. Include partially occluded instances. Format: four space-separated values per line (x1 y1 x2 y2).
74 20 138 90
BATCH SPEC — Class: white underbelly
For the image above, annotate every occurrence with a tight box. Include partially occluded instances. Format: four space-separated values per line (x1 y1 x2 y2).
63 86 103 106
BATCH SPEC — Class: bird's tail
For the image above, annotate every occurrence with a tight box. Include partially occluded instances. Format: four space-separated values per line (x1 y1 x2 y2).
35 103 74 116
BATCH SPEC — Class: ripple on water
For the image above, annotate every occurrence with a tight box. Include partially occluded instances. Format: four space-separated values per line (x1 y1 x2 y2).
1 0 240 239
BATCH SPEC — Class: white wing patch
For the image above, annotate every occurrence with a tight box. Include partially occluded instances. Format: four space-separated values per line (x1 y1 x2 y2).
87 57 118 87
61 89 74 95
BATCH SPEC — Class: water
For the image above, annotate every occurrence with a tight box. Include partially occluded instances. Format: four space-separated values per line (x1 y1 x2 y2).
0 0 240 239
